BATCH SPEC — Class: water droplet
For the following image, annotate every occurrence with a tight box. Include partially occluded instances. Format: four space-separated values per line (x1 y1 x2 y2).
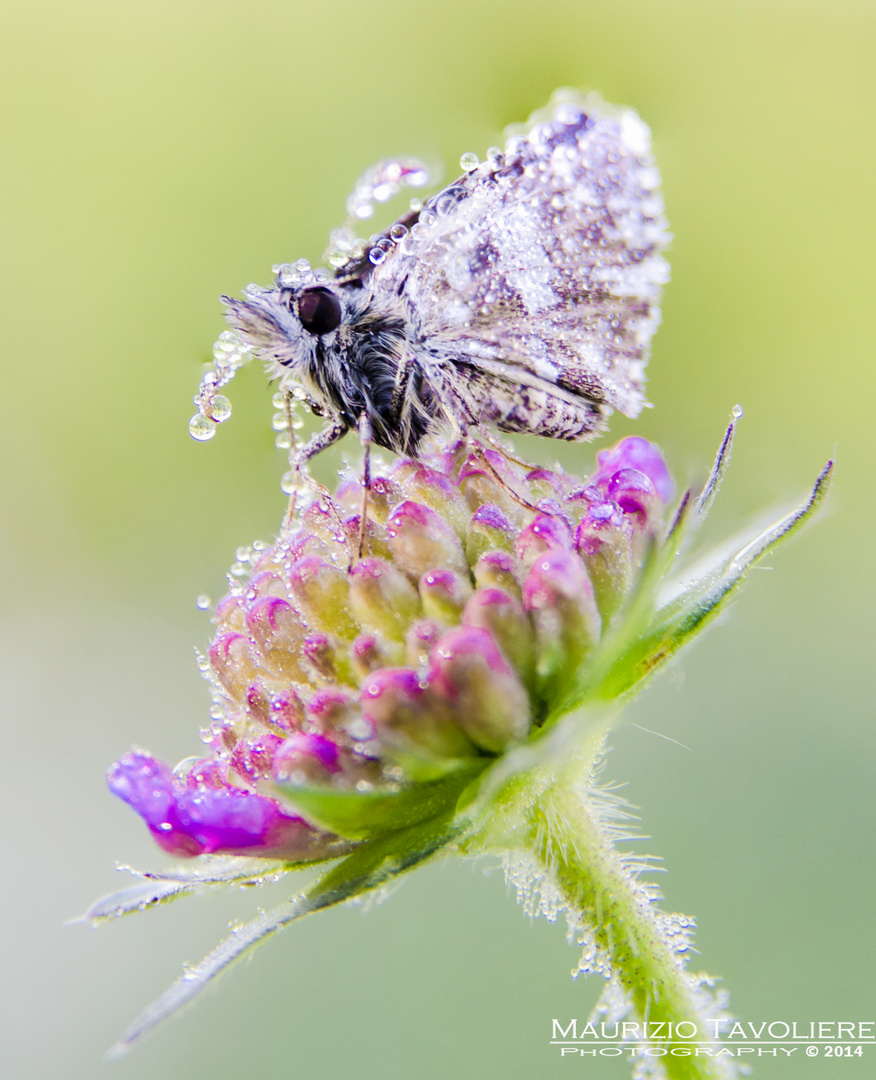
459 151 479 172
210 395 232 423
235 545 252 563
195 594 211 610
272 412 288 431
280 471 299 495
732 403 744 419
189 413 215 441
196 655 210 672
272 391 287 409
230 562 247 577
275 432 291 450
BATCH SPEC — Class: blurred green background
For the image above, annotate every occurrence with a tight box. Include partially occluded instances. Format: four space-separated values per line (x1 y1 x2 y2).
1 1 873 1077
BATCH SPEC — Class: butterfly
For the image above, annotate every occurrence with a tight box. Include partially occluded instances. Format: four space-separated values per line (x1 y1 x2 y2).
209 89 669 474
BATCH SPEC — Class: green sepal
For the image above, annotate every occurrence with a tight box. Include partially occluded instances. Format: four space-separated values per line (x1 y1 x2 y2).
270 760 489 840
593 460 833 702
108 812 468 1055
76 857 294 925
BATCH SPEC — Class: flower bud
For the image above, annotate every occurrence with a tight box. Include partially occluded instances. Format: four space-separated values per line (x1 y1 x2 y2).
419 569 473 623
607 469 662 537
390 461 470 538
593 436 674 503
463 587 536 693
286 556 357 638
301 633 355 686
575 503 635 621
348 558 422 641
272 732 342 784
244 595 306 670
350 634 392 678
231 733 283 782
465 503 515 563
473 550 523 598
209 633 261 700
515 511 574 567
359 668 476 773
405 618 443 668
427 625 530 752
457 452 527 526
386 501 468 579
523 549 601 707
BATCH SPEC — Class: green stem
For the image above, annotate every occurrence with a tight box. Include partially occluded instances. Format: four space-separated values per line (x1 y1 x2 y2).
464 715 735 1080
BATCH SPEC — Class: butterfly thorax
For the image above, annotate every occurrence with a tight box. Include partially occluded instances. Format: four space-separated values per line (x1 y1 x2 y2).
310 293 440 456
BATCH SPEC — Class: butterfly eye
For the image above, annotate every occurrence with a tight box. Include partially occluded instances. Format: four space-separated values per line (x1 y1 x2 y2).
297 287 342 336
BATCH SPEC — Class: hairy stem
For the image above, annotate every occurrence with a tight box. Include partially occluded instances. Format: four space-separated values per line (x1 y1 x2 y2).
466 715 735 1080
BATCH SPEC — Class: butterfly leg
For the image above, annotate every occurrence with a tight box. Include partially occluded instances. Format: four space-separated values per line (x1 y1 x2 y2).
282 407 349 528
356 412 374 560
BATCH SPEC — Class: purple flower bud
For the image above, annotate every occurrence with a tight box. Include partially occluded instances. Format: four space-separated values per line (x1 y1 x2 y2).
179 758 228 789
606 468 662 533
359 667 476 769
593 436 674 503
427 625 530 752
273 732 342 784
574 506 635 622
405 618 443 668
336 474 400 524
298 499 347 546
463 587 536 691
457 453 528 527
348 558 422 641
419 569 473 623
244 681 273 727
515 512 574 567
230 733 283 783
245 596 305 663
525 467 571 503
350 634 385 679
301 633 344 683
305 687 372 742
286 556 357 638
245 570 288 600
209 633 260 700
523 550 601 705
214 595 245 632
391 461 469 536
268 687 306 732
466 503 515 563
385 501 468 579
472 550 523 598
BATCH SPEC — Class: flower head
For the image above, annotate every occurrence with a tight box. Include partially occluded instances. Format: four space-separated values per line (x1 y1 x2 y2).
108 436 674 858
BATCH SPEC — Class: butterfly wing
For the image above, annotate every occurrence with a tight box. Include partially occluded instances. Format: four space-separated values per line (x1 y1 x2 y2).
354 91 669 430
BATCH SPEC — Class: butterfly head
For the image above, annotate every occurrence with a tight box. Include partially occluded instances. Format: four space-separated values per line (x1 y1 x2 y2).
222 273 346 383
